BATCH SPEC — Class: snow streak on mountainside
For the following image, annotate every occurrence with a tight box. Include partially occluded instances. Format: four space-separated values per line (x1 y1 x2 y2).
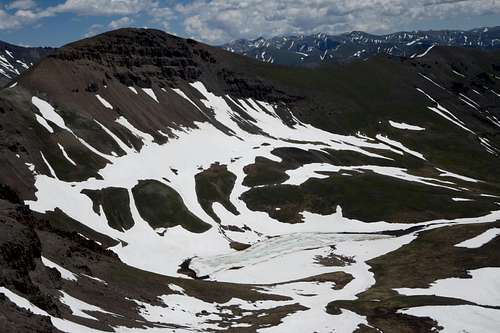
0 41 54 87
0 29 499 332
222 26 500 66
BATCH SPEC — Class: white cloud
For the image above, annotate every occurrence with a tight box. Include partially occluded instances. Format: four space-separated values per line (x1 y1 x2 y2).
0 0 172 33
84 23 104 38
6 0 36 10
1 0 499 44
108 16 133 29
150 7 175 31
0 10 22 30
84 17 133 37
49 0 158 16
0 6 52 30
175 0 500 44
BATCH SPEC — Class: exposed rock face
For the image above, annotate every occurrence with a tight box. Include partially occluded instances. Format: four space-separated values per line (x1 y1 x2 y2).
0 191 62 324
55 29 207 86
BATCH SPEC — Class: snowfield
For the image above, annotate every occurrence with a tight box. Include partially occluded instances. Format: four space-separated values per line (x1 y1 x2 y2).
396 267 500 306
23 81 500 332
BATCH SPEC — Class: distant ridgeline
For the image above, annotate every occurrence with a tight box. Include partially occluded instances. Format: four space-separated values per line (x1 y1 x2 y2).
0 40 55 87
221 26 500 66
1 26 499 86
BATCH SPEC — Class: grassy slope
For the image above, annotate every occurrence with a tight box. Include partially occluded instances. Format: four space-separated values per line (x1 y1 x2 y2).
195 163 239 223
219 46 500 184
132 179 211 233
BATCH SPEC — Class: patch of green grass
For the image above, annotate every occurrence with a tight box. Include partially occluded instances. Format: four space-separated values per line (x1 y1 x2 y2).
195 163 238 223
242 172 497 224
132 179 211 233
82 187 134 231
242 157 289 187
242 147 335 187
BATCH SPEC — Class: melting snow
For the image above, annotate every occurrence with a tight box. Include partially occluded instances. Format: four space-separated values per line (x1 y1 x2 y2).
388 120 425 131
452 197 473 202
452 70 466 78
133 294 220 330
376 134 426 160
401 305 500 333
95 94 113 109
168 283 185 294
32 96 71 132
96 119 134 154
81 274 107 285
255 234 416 333
417 88 475 135
35 114 54 133
191 233 388 283
25 82 500 324
284 163 455 190
437 168 480 183
40 151 58 179
416 44 435 58
59 290 115 320
41 256 78 281
396 267 500 306
115 116 154 142
142 88 159 103
0 287 110 333
58 143 77 166
455 228 500 248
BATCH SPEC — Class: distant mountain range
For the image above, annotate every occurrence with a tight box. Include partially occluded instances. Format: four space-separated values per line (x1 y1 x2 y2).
221 26 500 66
1 26 499 87
0 41 54 86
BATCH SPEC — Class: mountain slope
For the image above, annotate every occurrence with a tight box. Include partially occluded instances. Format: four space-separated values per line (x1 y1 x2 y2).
0 28 499 332
0 40 54 87
222 26 500 66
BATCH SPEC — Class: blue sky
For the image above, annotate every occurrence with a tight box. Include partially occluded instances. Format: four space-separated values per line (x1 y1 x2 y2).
0 0 499 47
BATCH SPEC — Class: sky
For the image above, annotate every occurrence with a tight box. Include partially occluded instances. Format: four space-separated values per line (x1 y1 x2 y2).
0 0 499 47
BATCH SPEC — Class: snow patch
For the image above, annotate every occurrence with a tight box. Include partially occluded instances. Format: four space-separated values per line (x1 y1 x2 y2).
95 94 113 109
58 143 77 166
416 44 435 57
455 228 500 248
388 120 425 131
59 290 115 320
401 305 500 333
35 114 54 133
142 88 159 103
41 256 77 281
396 267 500 306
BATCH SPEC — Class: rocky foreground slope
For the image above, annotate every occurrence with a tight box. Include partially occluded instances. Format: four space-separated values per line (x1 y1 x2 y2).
0 28 499 332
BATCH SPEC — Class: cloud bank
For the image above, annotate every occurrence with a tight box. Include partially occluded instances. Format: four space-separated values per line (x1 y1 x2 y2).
1 0 499 44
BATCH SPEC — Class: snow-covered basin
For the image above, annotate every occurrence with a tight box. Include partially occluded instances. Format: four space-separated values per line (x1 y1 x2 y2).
19 80 500 332
26 82 500 281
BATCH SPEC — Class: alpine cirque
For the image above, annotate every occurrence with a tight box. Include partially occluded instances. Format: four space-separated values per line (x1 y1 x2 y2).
0 25 499 333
